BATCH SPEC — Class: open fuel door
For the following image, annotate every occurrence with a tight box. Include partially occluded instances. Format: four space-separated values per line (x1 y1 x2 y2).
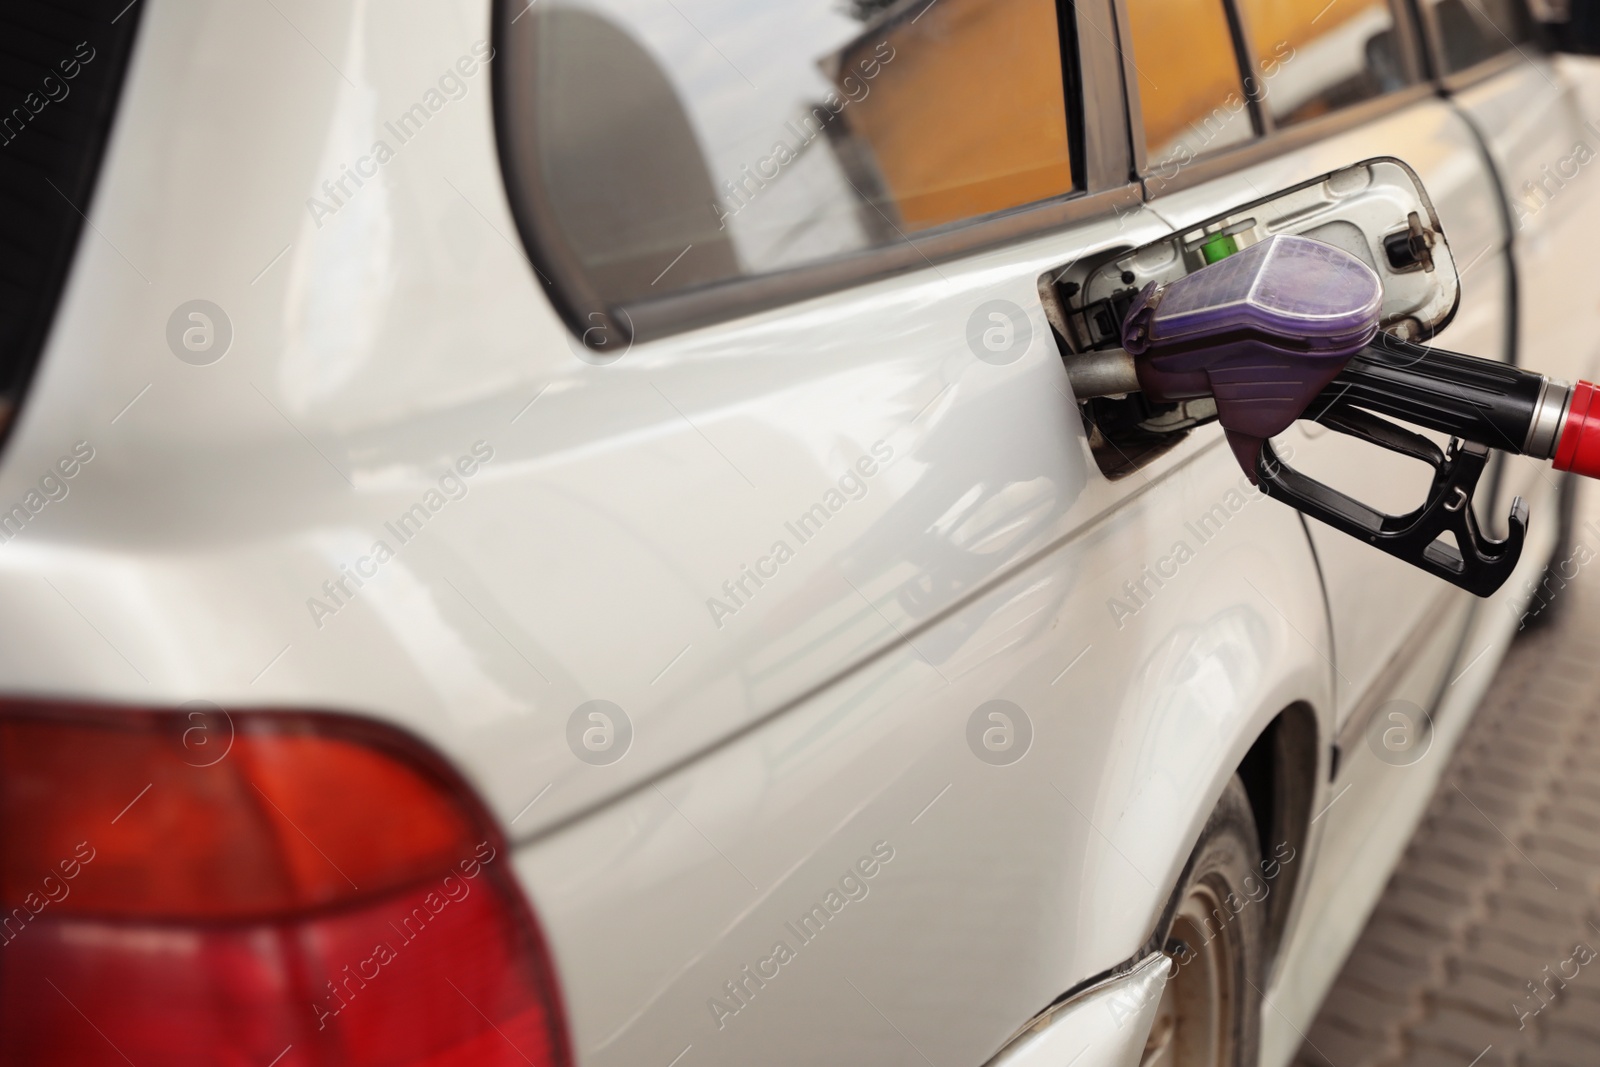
1044 139 1514 752
1046 157 1540 599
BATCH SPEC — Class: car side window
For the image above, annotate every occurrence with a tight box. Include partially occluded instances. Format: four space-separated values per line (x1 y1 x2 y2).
1235 0 1408 129
1421 0 1534 73
512 0 1080 310
1124 0 1255 173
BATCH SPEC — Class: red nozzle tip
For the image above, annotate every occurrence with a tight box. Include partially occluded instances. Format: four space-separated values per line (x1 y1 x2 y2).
1554 380 1600 478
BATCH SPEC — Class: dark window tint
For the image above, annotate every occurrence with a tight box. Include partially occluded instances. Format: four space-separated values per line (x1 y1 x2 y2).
1424 0 1534 72
511 0 1078 311
1125 0 1255 170
0 0 144 429
1237 0 1406 129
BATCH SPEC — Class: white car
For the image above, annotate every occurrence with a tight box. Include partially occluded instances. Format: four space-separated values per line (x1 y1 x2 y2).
0 0 1595 1065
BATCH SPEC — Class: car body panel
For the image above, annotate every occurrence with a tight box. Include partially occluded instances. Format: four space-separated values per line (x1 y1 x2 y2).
0 9 1330 1062
1451 54 1600 550
986 953 1169 1067
0 1 1578 1066
1258 490 1556 1067
0 0 1177 846
1455 55 1600 385
1131 68 1562 1067
514 452 1330 1064
1142 96 1507 735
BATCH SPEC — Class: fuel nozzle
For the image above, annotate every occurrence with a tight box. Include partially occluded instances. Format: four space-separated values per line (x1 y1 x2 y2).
1121 234 1383 480
1099 233 1600 597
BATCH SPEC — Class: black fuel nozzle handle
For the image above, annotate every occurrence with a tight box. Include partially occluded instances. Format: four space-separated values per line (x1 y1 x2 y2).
1253 335 1600 596
1256 336 1558 596
1302 336 1558 458
1256 419 1527 597
1104 231 1598 597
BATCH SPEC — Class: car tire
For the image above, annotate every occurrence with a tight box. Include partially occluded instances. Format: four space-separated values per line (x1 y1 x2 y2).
1519 472 1581 634
1140 776 1265 1067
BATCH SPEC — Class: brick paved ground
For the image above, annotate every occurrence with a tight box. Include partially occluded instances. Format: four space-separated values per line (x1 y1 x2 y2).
1294 492 1600 1067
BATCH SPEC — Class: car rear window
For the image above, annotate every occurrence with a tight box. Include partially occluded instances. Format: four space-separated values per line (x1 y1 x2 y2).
499 0 1081 324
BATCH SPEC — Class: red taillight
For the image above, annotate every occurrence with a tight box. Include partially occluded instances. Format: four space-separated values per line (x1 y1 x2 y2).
0 701 571 1067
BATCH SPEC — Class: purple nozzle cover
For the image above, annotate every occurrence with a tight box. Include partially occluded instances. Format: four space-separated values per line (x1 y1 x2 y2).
1122 233 1383 479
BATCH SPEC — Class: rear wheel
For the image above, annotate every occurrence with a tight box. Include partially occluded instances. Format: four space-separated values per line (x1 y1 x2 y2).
1140 776 1265 1067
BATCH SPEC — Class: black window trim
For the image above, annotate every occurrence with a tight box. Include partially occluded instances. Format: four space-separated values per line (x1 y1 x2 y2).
492 0 1136 349
1119 0 1275 178
1117 0 1436 199
1223 0 1273 139
1108 0 1149 177
0 1 148 447
1411 0 1547 91
1438 46 1536 92
1132 83 1439 197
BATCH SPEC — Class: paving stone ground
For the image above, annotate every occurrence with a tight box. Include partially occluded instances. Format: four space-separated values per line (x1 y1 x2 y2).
1294 488 1600 1067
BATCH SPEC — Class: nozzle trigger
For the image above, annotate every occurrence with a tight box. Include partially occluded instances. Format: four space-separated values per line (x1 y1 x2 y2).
1254 412 1524 596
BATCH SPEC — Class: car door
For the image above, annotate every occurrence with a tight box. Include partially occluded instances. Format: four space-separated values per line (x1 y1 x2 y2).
0 0 1345 1061
1112 0 1515 1055
1420 0 1600 503
1127 0 1498 743
486 0 1336 1064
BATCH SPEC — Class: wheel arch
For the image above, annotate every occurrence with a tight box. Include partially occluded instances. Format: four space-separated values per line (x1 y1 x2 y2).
1235 701 1319 970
